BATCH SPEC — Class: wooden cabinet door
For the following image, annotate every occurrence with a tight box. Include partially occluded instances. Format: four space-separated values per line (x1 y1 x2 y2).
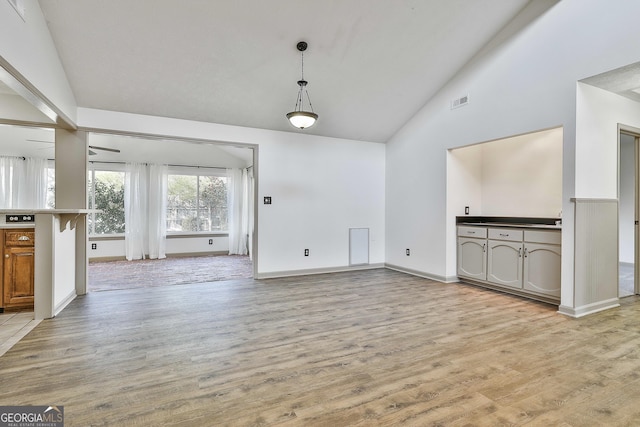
457 237 487 280
487 240 523 289
523 243 561 298
3 246 35 308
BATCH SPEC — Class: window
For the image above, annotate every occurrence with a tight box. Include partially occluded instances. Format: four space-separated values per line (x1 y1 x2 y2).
88 167 125 235
167 171 228 233
46 163 55 208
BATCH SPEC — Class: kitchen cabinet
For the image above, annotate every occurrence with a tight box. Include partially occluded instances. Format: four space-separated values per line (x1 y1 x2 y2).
457 224 561 303
487 228 523 289
488 240 523 288
522 231 561 298
457 226 487 281
2 229 35 310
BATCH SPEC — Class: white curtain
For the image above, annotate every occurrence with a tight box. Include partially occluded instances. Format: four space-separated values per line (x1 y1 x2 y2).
0 156 48 209
227 168 249 255
125 162 168 261
125 163 147 260
147 164 168 259
244 167 255 259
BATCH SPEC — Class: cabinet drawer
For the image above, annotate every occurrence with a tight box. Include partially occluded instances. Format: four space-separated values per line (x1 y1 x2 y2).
4 231 35 247
524 230 561 245
488 228 523 242
457 226 487 238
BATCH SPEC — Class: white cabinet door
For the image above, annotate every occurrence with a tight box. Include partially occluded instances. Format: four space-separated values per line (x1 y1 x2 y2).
523 243 561 298
487 240 523 288
457 237 487 280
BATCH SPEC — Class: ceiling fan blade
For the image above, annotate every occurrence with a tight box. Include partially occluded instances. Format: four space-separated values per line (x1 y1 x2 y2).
88 145 120 153
89 150 97 155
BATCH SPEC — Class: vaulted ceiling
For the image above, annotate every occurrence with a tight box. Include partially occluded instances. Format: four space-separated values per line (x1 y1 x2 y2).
37 0 531 143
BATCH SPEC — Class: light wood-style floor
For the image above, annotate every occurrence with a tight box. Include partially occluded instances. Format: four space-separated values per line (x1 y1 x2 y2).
1 269 640 426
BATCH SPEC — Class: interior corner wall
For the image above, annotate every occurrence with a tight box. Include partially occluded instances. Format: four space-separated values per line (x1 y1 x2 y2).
0 1 77 123
385 0 640 309
76 108 386 277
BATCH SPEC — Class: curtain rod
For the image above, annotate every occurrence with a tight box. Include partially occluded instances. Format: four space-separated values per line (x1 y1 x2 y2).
88 160 231 170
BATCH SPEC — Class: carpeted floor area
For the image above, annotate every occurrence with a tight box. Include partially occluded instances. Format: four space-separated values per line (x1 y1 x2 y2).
88 255 253 291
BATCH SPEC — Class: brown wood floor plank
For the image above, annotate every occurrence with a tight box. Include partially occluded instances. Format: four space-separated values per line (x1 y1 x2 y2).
1 269 640 426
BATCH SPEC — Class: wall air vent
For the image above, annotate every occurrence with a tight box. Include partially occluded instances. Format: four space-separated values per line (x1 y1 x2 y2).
7 0 25 20
451 94 469 110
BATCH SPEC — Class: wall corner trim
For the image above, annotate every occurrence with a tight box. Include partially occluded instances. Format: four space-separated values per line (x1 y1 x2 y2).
557 298 620 318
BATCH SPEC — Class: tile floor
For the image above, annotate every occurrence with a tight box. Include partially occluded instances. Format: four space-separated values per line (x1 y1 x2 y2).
0 311 40 357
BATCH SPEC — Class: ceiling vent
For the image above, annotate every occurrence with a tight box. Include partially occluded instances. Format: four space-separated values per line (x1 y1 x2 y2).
451 94 469 110
7 0 25 20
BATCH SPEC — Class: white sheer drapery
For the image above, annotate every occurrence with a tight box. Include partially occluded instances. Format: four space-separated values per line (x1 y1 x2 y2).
125 163 147 260
227 167 253 256
147 164 168 259
244 167 255 259
125 162 168 261
0 156 48 209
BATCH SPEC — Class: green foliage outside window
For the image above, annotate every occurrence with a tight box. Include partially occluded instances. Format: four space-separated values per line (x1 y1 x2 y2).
89 170 125 234
167 174 227 232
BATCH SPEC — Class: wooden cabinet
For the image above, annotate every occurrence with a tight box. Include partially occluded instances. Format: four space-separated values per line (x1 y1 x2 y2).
457 225 561 303
2 229 35 310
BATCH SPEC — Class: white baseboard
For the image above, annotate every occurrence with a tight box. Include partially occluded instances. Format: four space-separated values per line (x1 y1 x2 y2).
53 292 77 318
384 263 457 283
558 298 620 318
255 263 385 279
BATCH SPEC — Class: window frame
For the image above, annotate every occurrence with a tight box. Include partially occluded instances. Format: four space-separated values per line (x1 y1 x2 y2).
87 162 126 237
166 166 228 235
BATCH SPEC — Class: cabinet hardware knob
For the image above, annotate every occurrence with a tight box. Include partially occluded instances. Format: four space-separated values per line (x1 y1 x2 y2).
4 254 8 258
18 236 30 241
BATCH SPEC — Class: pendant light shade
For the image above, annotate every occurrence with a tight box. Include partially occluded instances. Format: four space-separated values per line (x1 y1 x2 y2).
287 41 318 129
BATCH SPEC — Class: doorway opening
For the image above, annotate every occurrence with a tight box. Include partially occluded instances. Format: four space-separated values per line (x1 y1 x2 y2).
619 127 640 297
84 131 257 292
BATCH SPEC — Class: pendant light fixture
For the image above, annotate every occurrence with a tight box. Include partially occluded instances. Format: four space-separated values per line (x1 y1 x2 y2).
286 41 318 129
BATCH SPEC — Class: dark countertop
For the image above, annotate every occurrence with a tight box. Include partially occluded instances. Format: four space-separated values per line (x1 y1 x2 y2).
456 216 561 230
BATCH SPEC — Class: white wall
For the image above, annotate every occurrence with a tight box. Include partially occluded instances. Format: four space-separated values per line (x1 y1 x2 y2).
481 128 562 217
448 128 562 221
88 235 230 260
447 144 483 219
0 1 77 123
386 0 640 307
619 133 635 264
77 108 386 277
575 83 640 198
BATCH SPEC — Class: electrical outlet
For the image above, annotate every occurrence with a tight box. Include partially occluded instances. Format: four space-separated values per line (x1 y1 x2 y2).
406 248 410 256
304 249 309 256
91 243 97 250
465 206 469 215
208 239 213 245
264 196 272 205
